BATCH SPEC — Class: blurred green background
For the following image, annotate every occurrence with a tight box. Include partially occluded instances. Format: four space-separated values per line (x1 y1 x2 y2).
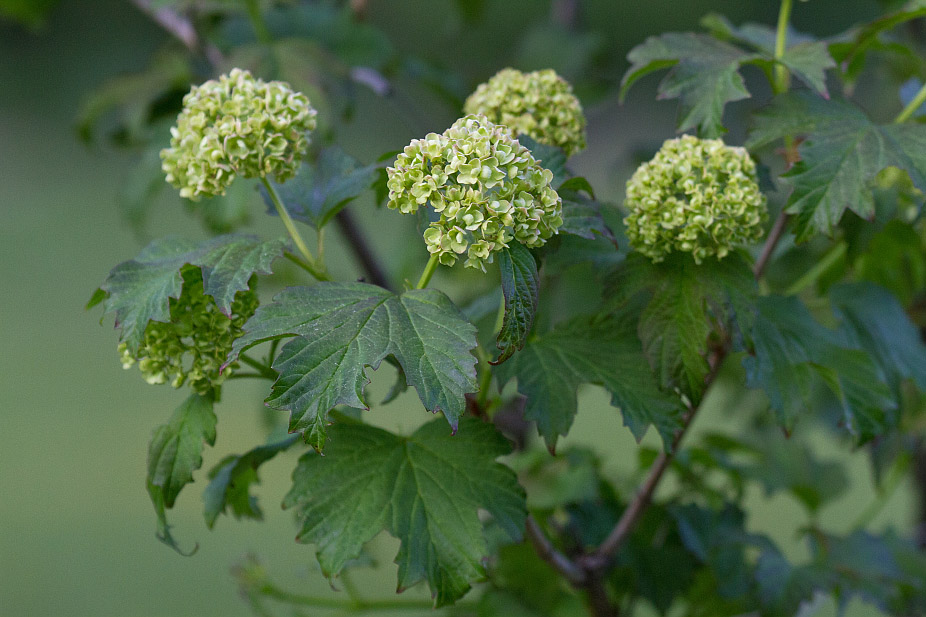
0 1 917 616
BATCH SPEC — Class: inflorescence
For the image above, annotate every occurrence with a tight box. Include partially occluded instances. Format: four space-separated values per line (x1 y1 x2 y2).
161 68 317 201
624 135 767 263
118 266 259 394
464 68 586 156
386 114 563 270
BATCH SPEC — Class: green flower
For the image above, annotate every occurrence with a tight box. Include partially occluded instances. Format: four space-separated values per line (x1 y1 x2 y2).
624 135 767 264
161 68 317 201
386 114 563 270
118 265 259 394
463 68 586 156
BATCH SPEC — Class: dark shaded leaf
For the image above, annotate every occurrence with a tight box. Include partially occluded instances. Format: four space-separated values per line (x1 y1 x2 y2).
748 93 926 240
203 435 299 528
494 242 539 364
262 147 379 230
495 314 683 450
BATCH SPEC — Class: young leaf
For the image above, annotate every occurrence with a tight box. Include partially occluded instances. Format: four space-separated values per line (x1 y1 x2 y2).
99 234 285 351
203 435 299 529
146 392 216 555
606 252 757 399
557 181 618 244
495 314 683 451
621 33 757 137
748 93 926 241
830 282 926 394
228 282 478 447
494 242 539 364
261 146 379 230
282 416 525 606
147 392 217 509
743 295 895 440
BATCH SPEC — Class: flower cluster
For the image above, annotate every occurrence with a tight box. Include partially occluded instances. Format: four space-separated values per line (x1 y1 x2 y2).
118 266 258 394
624 135 767 263
386 114 563 270
161 68 317 201
463 68 586 156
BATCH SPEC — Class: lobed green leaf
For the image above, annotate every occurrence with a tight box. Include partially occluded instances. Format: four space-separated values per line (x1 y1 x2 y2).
494 242 539 364
282 416 525 606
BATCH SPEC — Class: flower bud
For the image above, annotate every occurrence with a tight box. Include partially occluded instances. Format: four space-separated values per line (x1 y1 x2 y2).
464 68 586 156
161 68 317 201
386 114 562 270
624 135 767 264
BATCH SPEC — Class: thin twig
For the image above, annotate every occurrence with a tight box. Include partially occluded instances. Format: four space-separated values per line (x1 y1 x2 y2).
334 209 392 290
130 0 224 67
525 515 586 586
581 349 728 571
753 210 790 279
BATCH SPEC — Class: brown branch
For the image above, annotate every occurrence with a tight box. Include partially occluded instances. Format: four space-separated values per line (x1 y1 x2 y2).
580 348 728 571
130 0 224 68
334 209 393 291
525 515 587 586
753 211 790 280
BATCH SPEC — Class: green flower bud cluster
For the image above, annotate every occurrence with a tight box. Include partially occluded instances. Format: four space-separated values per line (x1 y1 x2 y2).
386 114 563 270
463 68 587 156
118 266 258 394
624 135 767 264
161 68 317 201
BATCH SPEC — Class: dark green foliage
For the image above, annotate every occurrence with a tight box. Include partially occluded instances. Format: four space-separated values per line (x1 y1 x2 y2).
494 242 539 364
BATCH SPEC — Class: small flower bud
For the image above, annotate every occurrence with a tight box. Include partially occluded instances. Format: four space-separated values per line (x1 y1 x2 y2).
119 266 258 394
464 68 586 156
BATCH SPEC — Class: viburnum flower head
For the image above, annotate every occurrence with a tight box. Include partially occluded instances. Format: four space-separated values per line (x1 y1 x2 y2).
118 266 258 394
386 114 563 270
161 68 317 201
463 68 587 156
624 135 767 264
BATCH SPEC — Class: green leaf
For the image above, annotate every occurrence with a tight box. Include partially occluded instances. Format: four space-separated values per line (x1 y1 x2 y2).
519 135 569 186
829 2 926 71
855 220 926 307
671 503 754 598
494 242 539 364
145 392 215 555
831 282 926 395
621 33 757 137
744 295 895 440
147 392 217 509
262 147 379 230
748 93 926 240
776 42 835 98
607 252 757 399
203 435 299 529
228 283 477 447
558 185 618 245
755 548 831 616
282 416 525 606
0 0 59 28
495 314 683 451
99 234 285 352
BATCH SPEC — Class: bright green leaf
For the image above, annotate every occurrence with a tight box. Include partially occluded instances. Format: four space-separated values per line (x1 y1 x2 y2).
495 314 683 450
282 416 525 606
262 147 379 230
494 242 539 364
203 435 299 529
229 283 478 446
99 234 285 352
748 93 926 240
